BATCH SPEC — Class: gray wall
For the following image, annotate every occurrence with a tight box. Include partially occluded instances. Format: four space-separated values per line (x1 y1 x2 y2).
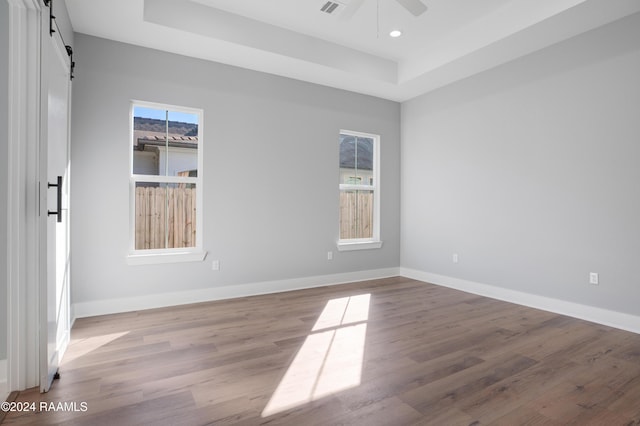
0 0 9 360
401 12 640 315
71 34 401 308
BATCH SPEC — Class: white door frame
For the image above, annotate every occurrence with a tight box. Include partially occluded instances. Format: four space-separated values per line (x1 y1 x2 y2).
6 0 43 392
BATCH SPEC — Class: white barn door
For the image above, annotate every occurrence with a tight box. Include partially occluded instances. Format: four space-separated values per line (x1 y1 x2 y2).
39 18 72 393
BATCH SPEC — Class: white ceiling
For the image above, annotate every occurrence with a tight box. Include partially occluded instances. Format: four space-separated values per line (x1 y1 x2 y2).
65 0 640 102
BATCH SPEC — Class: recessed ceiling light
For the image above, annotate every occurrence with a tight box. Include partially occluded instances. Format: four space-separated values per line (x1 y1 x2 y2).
389 30 402 38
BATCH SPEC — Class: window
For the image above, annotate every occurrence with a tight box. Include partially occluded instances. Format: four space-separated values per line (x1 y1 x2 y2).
338 130 382 251
128 101 205 264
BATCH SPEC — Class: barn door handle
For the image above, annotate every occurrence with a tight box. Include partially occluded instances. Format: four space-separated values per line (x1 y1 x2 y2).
48 176 62 223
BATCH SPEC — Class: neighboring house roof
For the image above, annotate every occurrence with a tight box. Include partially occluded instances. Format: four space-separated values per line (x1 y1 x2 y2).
135 133 198 150
133 116 199 151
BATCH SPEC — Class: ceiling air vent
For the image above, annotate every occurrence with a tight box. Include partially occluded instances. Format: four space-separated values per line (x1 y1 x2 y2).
320 1 344 15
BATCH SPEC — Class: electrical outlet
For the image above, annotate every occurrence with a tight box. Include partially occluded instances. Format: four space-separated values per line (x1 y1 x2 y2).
452 253 459 264
589 272 599 285
327 251 333 260
212 260 220 271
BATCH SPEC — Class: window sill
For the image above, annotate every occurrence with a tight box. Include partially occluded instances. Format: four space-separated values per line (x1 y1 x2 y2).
336 240 383 252
126 251 207 266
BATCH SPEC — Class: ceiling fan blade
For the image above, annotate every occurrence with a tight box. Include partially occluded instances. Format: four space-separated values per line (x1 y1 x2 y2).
395 0 427 16
339 0 365 20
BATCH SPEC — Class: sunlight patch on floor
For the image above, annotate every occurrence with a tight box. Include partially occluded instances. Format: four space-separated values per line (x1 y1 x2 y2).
262 293 370 417
61 331 129 365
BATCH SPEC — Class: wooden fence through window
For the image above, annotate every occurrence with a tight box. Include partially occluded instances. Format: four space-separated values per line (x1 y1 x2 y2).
340 191 373 239
135 186 196 249
136 187 368 247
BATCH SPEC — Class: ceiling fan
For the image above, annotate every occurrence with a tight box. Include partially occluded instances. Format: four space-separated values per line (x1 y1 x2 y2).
321 0 428 20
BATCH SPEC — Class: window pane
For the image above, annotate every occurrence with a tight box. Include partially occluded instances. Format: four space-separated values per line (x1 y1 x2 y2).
339 135 374 186
167 110 199 177
339 189 373 239
133 107 199 177
133 107 167 176
134 182 197 250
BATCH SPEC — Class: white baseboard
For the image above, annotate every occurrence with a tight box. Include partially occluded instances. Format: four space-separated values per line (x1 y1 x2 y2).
0 358 7 402
401 268 640 335
73 267 401 318
72 266 639 335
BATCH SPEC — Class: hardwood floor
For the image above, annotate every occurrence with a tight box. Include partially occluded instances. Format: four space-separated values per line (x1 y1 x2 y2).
3 277 640 425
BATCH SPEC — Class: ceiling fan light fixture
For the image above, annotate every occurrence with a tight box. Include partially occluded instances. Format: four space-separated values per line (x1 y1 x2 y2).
389 29 403 38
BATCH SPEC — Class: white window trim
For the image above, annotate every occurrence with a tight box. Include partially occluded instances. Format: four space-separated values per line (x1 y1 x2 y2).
337 240 383 252
126 250 207 266
337 129 382 252
127 100 206 265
